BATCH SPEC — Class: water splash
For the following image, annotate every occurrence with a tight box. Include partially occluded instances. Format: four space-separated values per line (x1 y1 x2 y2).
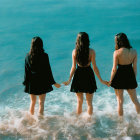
0 88 140 140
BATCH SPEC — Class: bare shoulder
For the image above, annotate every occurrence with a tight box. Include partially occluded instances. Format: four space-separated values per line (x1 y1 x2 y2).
132 49 137 60
113 50 119 57
130 48 137 55
72 49 76 57
89 48 95 56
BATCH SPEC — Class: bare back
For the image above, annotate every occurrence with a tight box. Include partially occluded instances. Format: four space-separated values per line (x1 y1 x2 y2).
116 48 137 65
112 47 137 76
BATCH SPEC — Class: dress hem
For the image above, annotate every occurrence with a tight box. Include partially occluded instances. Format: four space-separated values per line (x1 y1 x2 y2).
111 85 137 90
24 88 53 95
70 89 97 94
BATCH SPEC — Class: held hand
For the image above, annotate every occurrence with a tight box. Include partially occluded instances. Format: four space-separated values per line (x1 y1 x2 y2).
54 83 61 88
101 80 109 86
63 80 71 86
107 81 111 87
105 81 109 86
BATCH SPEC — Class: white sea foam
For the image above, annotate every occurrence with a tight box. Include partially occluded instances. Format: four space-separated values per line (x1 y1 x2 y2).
0 88 140 140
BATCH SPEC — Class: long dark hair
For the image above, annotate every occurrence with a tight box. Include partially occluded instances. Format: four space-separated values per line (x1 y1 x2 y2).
29 37 44 64
115 33 132 49
75 32 90 66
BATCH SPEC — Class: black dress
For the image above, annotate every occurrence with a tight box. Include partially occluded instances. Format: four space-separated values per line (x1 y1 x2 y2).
70 65 97 94
23 53 56 95
111 63 137 89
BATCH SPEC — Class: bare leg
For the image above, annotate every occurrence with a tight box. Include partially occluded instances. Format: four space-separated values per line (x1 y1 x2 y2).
76 93 83 115
127 89 140 114
30 94 37 115
115 89 124 116
38 94 46 115
86 93 93 115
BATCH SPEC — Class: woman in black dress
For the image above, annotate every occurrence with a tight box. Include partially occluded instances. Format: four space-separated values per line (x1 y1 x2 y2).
109 33 140 116
23 37 60 116
63 32 107 116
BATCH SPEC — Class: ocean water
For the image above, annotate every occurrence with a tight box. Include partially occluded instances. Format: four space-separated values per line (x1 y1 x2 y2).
0 0 140 139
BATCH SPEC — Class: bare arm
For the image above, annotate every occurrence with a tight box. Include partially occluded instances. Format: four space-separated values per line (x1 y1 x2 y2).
133 51 137 76
91 50 106 84
63 50 76 85
69 50 76 81
110 51 118 83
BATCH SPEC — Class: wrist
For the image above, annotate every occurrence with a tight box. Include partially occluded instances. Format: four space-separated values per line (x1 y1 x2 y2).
109 81 112 85
68 78 71 82
100 79 103 82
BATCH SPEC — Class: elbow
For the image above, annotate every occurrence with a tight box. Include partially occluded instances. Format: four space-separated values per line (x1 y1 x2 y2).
112 68 117 73
71 66 76 71
133 66 137 72
93 66 98 73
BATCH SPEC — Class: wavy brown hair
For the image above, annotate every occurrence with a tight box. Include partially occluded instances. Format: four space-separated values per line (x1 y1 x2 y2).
116 33 132 49
29 37 44 64
75 32 90 66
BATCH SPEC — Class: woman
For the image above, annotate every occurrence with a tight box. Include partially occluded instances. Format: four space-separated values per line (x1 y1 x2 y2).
63 32 107 116
109 33 140 116
23 37 60 116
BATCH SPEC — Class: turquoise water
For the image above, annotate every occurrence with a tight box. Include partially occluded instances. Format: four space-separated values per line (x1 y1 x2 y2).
0 0 140 139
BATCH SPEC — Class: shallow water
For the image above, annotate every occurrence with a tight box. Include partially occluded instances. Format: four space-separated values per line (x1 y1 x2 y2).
0 0 140 139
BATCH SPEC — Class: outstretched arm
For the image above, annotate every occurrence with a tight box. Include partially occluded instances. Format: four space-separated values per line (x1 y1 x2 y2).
91 50 107 85
63 50 76 85
109 51 118 85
